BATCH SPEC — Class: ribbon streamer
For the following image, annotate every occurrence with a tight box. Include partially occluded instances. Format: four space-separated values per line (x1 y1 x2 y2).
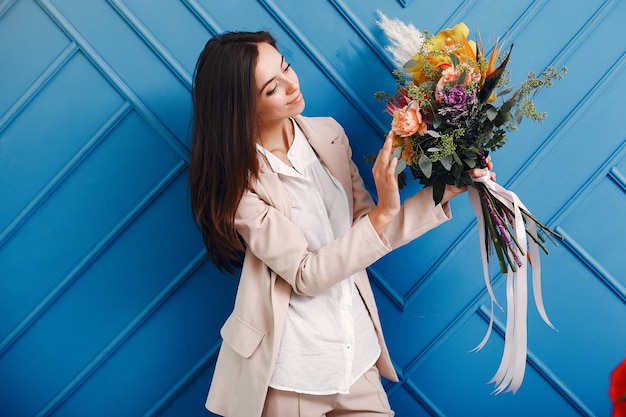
467 171 556 394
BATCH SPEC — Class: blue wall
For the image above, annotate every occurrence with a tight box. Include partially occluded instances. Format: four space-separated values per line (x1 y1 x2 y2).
1 0 625 416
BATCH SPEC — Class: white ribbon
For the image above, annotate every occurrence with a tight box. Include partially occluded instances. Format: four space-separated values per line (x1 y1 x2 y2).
467 171 555 394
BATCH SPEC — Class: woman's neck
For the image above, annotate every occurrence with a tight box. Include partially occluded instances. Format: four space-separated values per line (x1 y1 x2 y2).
258 118 294 154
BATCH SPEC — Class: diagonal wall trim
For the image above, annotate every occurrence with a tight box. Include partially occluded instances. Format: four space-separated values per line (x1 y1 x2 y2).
328 0 396 72
258 0 389 136
34 249 209 417
536 138 626 246
107 0 193 89
0 42 78 136
388 273 508 390
608 165 626 193
395 0 412 9
180 0 223 36
144 340 221 417
546 0 619 67
0 101 132 248
0 159 187 359
37 0 190 161
440 0 480 33
400 379 445 417
474 305 596 416
473 0 550 46
367 266 404 309
556 227 626 304
0 0 18 19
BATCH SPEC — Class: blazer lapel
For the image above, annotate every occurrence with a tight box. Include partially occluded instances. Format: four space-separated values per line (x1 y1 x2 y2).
294 115 355 215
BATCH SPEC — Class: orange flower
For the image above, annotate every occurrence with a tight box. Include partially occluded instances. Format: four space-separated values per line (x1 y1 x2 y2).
391 101 427 137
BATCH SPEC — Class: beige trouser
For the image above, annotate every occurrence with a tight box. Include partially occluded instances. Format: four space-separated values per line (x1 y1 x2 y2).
262 366 395 417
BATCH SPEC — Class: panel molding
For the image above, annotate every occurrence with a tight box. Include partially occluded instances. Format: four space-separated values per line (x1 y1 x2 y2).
34 249 208 416
37 0 190 161
180 0 223 36
0 43 78 136
0 157 187 360
107 0 193 88
0 102 132 250
143 339 221 417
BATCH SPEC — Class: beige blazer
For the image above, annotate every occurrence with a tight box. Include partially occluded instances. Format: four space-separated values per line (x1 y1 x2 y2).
205 115 451 417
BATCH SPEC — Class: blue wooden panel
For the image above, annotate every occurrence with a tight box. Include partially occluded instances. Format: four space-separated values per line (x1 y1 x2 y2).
51 0 193 143
0 108 179 340
0 0 70 115
0 52 124 232
0 0 624 416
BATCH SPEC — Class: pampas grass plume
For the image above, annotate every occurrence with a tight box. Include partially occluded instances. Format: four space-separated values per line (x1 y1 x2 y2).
376 10 424 67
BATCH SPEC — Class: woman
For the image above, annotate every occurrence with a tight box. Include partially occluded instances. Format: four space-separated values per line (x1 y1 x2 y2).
188 31 492 417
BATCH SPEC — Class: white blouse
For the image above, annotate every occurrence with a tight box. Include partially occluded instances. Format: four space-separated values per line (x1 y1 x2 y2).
256 119 381 395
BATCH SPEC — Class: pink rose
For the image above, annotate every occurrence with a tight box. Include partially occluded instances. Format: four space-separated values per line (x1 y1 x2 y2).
391 101 427 137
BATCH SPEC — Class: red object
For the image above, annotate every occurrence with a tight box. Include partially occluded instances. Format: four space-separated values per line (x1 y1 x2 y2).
610 357 626 417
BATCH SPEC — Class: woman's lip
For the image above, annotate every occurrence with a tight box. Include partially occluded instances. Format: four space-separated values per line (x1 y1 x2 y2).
289 92 303 105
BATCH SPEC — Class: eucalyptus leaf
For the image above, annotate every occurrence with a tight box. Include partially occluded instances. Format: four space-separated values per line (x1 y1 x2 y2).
419 154 432 178
441 154 453 171
495 109 514 126
500 100 513 114
394 158 407 175
499 86 514 96
426 130 440 138
392 146 403 160
427 147 441 152
433 113 443 129
486 107 498 121
515 106 524 125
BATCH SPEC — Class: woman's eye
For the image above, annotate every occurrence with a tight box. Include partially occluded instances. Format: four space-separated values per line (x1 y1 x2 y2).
266 84 278 96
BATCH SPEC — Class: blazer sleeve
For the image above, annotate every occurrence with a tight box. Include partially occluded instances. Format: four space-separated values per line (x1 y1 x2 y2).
235 179 391 297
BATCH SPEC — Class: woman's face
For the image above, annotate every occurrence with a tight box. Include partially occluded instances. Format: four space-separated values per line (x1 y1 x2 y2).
254 42 305 124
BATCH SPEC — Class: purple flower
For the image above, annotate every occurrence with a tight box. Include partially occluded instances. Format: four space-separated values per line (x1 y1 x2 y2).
438 84 476 119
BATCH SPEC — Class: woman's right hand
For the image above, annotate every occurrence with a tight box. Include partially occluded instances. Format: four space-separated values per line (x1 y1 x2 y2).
368 134 401 235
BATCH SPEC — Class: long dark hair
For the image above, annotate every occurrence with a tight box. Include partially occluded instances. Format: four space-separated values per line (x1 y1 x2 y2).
189 31 277 273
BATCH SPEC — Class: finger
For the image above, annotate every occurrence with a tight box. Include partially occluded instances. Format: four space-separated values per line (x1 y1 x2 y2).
468 168 487 179
381 134 393 160
387 155 399 177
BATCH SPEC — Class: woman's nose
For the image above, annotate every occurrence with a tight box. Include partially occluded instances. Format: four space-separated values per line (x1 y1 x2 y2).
283 73 298 92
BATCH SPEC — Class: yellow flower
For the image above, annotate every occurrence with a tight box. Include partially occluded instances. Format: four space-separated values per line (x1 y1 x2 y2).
430 22 472 55
404 22 478 85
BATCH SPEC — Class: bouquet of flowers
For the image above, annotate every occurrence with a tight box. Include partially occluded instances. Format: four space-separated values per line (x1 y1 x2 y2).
376 12 567 394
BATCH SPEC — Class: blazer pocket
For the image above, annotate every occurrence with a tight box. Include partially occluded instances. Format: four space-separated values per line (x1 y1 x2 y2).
220 313 264 359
